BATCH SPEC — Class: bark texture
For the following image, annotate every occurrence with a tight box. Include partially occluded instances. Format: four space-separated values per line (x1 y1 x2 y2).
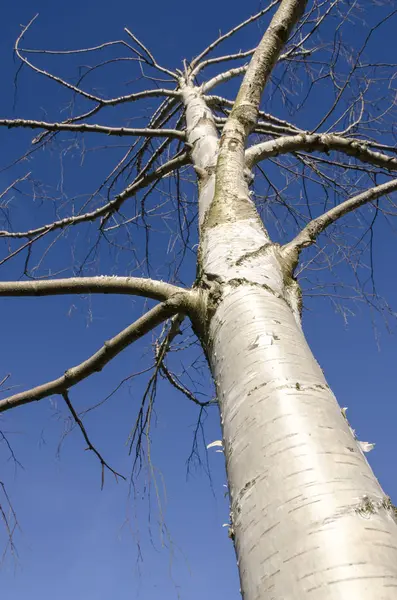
206 276 397 600
180 1 397 595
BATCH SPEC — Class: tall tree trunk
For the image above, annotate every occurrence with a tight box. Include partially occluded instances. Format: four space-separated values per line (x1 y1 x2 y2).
204 268 397 599
182 77 397 599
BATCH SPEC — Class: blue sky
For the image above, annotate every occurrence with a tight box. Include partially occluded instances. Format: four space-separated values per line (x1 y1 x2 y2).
1 1 397 599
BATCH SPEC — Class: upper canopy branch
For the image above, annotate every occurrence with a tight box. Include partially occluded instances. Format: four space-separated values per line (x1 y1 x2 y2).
189 1 280 71
15 15 179 105
205 0 308 226
229 0 308 134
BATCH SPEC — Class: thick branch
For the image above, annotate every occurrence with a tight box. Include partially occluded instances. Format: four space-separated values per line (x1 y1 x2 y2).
207 0 307 226
0 119 185 140
283 178 397 257
230 0 308 133
0 295 191 414
0 276 185 302
245 133 397 172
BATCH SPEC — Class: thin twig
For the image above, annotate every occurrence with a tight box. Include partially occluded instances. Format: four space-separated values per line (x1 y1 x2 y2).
62 391 125 488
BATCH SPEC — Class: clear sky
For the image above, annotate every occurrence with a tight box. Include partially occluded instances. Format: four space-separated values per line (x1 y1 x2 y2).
1 1 397 600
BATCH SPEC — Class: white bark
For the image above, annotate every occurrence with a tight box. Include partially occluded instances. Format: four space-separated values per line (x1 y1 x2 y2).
207 275 397 599
181 3 397 597
181 85 219 225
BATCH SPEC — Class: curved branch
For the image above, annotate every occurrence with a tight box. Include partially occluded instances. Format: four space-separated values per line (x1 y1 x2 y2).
15 16 180 105
282 178 397 258
245 133 397 172
0 295 190 414
0 276 186 303
15 16 102 103
0 119 185 140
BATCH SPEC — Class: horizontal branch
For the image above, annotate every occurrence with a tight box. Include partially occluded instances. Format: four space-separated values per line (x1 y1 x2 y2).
0 119 185 140
283 178 397 257
245 133 397 172
102 88 180 107
0 152 190 239
0 276 186 303
0 295 190 414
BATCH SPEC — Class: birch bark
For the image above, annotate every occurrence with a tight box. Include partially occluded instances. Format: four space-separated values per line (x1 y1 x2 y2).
182 0 397 595
181 45 397 600
196 166 397 599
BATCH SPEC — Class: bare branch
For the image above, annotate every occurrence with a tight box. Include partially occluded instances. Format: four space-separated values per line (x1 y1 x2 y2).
201 65 248 94
15 15 103 103
62 391 125 487
245 133 397 172
0 152 190 239
0 172 31 200
0 119 185 140
191 49 255 79
198 47 309 94
190 1 280 70
205 94 302 132
102 87 181 107
312 7 397 134
124 28 178 80
0 481 19 559
0 276 186 303
211 0 308 216
229 0 308 134
0 294 192 414
283 178 397 256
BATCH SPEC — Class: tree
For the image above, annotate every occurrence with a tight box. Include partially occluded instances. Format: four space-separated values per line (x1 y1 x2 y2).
1 0 397 597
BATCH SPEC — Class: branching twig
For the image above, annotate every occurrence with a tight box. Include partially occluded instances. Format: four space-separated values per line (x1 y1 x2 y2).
62 391 125 488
